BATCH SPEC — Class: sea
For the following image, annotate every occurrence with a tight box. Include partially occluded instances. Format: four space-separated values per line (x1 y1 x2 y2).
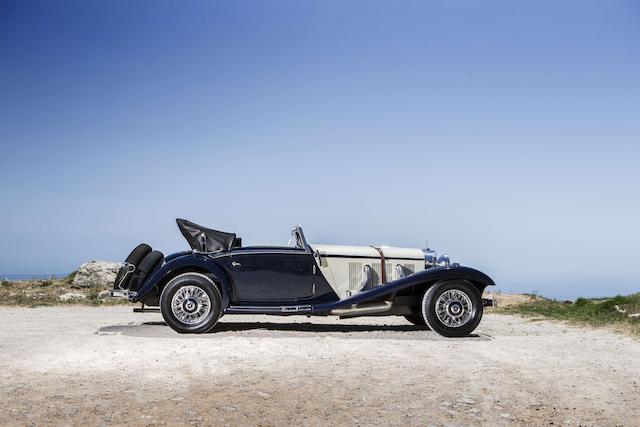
1 273 68 281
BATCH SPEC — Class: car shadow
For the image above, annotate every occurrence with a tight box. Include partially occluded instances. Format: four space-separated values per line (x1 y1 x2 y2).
213 321 431 333
97 320 489 340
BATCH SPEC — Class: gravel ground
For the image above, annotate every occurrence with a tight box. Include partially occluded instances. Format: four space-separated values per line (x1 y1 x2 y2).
1 306 639 426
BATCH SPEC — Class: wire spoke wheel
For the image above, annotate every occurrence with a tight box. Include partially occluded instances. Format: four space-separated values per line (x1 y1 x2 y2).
171 285 211 325
434 289 473 328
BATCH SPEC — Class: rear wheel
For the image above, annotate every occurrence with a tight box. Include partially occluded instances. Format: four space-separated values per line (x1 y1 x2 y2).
422 281 483 337
160 273 222 334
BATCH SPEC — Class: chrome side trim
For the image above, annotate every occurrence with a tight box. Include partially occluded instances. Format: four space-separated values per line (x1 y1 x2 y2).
205 248 310 259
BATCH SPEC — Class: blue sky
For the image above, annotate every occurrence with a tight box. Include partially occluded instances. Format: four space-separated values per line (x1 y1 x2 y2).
1 1 639 298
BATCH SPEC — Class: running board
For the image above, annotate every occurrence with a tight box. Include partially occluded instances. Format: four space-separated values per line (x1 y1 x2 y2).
225 305 312 315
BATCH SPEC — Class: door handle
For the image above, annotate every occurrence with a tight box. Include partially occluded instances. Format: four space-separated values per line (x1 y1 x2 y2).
231 261 241 267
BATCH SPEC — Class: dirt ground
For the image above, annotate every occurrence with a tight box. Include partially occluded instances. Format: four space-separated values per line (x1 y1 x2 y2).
1 306 639 426
484 291 540 307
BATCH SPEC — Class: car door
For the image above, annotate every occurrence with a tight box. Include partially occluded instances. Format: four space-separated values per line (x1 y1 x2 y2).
219 249 315 304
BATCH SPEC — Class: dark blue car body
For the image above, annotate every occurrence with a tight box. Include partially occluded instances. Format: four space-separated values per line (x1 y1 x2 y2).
114 220 495 336
132 244 494 317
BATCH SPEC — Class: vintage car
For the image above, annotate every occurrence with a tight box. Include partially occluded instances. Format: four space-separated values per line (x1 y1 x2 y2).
113 219 495 337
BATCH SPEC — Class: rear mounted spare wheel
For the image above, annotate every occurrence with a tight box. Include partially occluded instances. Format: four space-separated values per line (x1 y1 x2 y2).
114 243 152 289
128 250 164 292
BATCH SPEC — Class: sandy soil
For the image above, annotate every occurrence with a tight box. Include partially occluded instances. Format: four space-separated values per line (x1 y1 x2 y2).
484 291 540 307
1 306 639 426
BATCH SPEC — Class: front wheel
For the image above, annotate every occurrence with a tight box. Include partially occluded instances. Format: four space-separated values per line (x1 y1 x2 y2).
422 281 483 337
160 272 222 334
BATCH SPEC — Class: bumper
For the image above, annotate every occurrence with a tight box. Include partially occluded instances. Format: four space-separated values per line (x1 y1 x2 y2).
109 289 137 300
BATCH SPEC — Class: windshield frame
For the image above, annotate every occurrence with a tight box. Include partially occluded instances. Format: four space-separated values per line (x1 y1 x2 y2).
290 225 312 253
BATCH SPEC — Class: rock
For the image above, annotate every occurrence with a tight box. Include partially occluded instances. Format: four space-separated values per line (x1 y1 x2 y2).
72 261 120 288
59 292 86 301
97 290 112 299
459 397 475 405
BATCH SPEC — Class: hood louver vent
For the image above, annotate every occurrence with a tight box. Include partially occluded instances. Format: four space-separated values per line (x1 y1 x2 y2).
348 262 362 291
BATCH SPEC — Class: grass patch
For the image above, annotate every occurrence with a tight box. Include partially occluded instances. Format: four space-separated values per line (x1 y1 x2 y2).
0 278 132 307
499 293 640 335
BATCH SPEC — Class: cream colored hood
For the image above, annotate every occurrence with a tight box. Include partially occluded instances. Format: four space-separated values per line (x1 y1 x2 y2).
311 244 424 260
311 244 426 299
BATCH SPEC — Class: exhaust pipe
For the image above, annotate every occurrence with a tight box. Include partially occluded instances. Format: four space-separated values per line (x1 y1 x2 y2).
330 301 393 318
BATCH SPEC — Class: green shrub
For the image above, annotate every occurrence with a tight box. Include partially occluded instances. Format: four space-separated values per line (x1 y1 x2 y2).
500 293 640 334
86 287 102 301
65 270 78 283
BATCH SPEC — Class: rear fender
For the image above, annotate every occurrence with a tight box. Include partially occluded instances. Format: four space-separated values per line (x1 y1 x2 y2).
133 252 231 309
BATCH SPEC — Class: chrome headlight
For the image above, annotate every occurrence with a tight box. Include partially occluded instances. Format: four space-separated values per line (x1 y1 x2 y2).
423 249 437 268
436 254 451 268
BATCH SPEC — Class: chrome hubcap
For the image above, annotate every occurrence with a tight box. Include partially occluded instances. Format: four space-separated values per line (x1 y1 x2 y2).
435 289 473 328
171 286 211 325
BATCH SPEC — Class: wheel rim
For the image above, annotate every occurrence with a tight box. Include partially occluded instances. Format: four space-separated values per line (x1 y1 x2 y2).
435 289 473 328
171 285 211 325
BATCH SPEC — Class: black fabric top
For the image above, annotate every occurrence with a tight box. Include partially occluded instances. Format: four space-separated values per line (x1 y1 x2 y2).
176 218 236 252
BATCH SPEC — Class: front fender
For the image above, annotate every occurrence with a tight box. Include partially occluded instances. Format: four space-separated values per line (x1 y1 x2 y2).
312 265 495 313
133 252 231 309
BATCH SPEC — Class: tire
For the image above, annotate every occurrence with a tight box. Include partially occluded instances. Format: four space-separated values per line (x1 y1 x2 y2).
421 281 483 337
114 244 152 289
160 272 222 334
128 250 164 292
404 314 431 329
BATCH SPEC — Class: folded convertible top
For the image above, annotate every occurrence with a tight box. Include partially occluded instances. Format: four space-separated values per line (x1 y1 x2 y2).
176 218 236 252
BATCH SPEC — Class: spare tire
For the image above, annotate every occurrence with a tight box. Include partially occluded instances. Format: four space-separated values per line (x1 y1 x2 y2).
114 244 152 289
128 251 164 292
